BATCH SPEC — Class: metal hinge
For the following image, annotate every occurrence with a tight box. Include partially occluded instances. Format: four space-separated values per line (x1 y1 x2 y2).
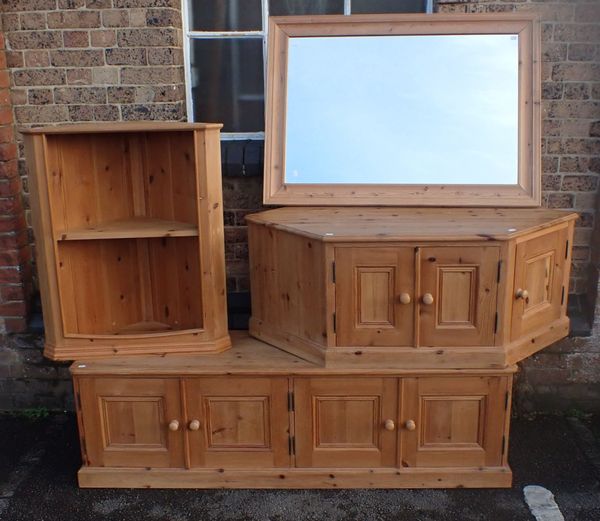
332 312 336 333
332 261 336 283
494 312 499 334
561 286 565 305
497 260 502 283
565 240 569 259
288 436 295 455
287 391 295 412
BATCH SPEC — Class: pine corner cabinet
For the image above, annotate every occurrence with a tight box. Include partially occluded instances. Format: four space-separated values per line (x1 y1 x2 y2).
23 122 230 361
247 207 578 368
72 332 515 489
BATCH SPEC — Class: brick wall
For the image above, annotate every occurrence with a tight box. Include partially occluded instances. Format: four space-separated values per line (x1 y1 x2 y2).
0 27 31 336
0 1 598 411
2 0 185 127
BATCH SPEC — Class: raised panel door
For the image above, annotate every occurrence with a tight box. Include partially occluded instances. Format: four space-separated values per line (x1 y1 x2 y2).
400 376 509 468
419 246 499 346
185 377 290 468
78 377 185 468
511 228 568 340
335 247 414 346
294 377 398 467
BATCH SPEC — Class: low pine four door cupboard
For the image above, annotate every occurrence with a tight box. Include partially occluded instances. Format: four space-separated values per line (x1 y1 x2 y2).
72 333 515 488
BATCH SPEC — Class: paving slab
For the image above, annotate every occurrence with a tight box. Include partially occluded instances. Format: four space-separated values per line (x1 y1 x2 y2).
0 414 599 521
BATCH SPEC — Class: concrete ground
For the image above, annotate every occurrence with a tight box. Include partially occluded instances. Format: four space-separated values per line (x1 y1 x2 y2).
0 414 599 521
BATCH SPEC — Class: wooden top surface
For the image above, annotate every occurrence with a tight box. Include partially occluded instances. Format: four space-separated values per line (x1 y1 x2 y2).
20 121 223 135
246 207 578 242
71 331 515 376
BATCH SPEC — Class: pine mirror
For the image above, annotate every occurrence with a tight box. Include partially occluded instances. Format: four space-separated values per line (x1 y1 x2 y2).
263 14 541 206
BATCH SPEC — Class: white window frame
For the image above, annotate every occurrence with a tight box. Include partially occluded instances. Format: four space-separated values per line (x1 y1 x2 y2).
182 0 433 141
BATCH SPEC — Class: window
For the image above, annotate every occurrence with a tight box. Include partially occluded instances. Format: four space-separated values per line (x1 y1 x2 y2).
183 0 431 141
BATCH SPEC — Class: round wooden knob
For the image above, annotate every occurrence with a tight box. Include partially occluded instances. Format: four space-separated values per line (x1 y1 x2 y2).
399 293 411 305
516 288 529 300
422 293 434 305
405 419 416 431
168 420 180 432
188 419 200 431
384 419 395 431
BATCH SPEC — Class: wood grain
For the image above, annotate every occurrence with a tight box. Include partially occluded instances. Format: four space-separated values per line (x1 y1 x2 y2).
78 466 513 489
246 207 577 242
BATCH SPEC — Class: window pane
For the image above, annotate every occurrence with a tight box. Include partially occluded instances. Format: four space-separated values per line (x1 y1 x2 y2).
190 39 264 132
351 0 426 13
189 0 262 31
269 0 344 16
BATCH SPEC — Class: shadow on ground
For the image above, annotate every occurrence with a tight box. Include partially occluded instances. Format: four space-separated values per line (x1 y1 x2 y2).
1 413 599 521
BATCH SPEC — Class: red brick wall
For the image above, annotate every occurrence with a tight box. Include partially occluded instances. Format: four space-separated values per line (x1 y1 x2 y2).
0 30 31 334
0 1 597 411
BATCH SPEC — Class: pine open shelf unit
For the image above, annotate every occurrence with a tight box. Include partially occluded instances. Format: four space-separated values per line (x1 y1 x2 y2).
24 122 231 360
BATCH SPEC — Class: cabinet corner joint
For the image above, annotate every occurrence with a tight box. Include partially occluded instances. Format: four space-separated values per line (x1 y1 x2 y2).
288 435 295 455
287 391 295 412
565 240 569 259
332 261 336 284
497 260 502 283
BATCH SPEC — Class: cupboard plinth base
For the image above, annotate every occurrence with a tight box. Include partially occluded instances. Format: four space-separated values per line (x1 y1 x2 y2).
505 316 570 366
45 334 232 361
78 466 513 489
251 313 571 370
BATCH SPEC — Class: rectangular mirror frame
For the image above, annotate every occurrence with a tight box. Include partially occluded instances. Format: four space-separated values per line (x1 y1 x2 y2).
264 13 541 207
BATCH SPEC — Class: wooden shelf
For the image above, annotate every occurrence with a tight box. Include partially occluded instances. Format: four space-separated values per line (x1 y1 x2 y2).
57 218 198 241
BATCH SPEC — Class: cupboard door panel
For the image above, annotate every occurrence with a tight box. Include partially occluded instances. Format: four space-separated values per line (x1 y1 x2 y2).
511 228 568 340
419 246 499 346
335 247 414 346
401 377 509 468
78 377 185 468
185 377 290 468
294 377 397 467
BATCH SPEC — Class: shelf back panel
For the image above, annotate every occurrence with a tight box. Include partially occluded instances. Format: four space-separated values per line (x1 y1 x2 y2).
45 132 199 232
57 237 203 336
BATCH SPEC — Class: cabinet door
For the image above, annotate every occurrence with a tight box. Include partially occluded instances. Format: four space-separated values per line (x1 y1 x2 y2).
511 228 568 340
185 377 290 468
78 377 185 468
294 377 398 467
335 247 414 346
419 246 499 346
400 376 509 468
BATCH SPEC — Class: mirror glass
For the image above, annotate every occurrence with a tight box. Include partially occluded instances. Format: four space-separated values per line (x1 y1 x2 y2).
284 34 519 185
